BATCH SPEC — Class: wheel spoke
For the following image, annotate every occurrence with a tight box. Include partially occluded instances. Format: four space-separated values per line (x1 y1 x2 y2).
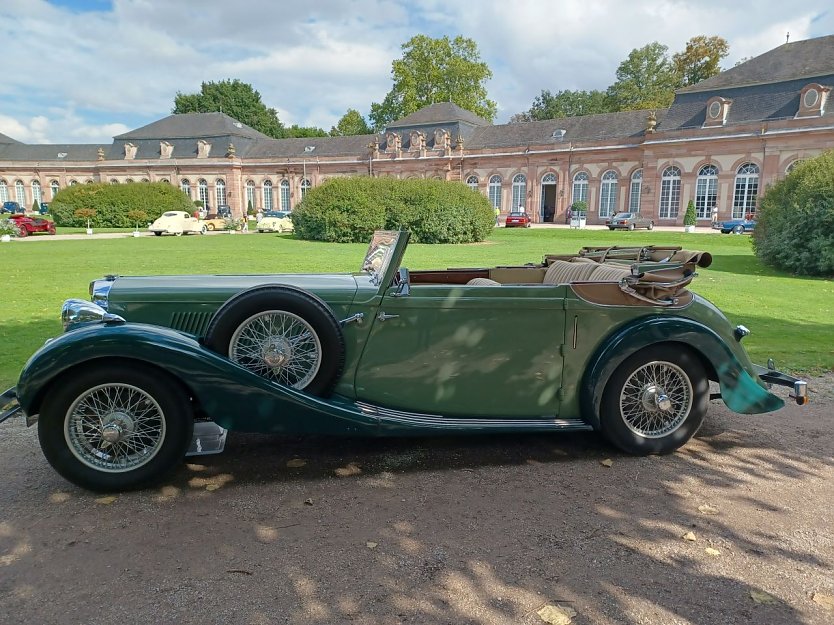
618 360 693 438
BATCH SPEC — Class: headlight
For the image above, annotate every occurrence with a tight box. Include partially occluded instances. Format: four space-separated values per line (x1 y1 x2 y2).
61 299 125 331
89 276 116 310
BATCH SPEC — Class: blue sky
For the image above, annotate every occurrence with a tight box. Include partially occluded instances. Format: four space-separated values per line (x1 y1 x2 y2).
1 0 832 144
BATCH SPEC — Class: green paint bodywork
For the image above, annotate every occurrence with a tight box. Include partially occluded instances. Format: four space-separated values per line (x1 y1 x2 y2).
13 232 786 435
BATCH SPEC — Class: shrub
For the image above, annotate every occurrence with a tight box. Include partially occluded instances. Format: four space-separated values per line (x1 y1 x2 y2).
32 200 40 213
51 182 193 228
683 200 697 226
571 200 587 214
753 151 834 276
0 218 19 237
292 177 494 243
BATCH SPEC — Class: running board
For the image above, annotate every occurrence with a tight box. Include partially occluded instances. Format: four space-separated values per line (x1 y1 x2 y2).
187 421 228 456
356 402 593 433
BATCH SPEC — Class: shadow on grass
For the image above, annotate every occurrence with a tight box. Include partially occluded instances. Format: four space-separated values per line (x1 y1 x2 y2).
706 254 833 280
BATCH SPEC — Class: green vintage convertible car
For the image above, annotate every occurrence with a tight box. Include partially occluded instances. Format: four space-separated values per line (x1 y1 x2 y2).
0 231 807 491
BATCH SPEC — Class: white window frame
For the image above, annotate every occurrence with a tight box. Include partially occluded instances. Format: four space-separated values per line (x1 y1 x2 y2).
659 166 681 219
0 180 7 202
246 181 256 210
263 180 273 211
198 179 209 210
300 178 311 200
15 180 25 204
466 175 478 191
695 165 718 220
50 180 59 198
32 180 42 206
511 173 526 212
280 179 290 211
572 172 589 206
488 175 502 209
180 179 191 198
733 163 759 219
215 179 227 207
598 170 618 218
628 169 642 213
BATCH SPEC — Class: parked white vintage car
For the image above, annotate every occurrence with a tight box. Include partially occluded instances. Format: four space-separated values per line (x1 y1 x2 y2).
149 211 207 236
257 211 294 233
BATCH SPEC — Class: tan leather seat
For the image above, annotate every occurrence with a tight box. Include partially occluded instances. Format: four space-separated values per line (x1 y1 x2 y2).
589 264 632 281
543 261 599 284
467 277 501 286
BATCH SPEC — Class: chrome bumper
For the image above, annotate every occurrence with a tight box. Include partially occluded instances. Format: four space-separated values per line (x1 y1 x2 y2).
753 364 809 405
0 387 23 425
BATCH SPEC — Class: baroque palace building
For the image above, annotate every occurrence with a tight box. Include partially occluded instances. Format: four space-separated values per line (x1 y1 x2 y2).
1 35 833 225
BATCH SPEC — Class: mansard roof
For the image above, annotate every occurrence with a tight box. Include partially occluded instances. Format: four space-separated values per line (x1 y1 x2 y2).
246 134 376 159
0 132 21 144
678 34 834 93
115 112 271 140
0 143 103 162
387 102 490 129
468 109 663 148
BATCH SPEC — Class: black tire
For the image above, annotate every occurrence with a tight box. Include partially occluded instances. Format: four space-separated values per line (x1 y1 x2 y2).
204 286 345 396
38 362 193 492
628 223 635 231
608 226 615 231
599 344 708 455
733 225 745 234
154 231 162 236
647 222 654 230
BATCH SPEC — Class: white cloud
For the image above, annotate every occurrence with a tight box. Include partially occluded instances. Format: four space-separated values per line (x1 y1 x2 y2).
0 0 832 142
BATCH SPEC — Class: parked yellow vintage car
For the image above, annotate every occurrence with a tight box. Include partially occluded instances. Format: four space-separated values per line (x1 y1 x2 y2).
257 210 294 233
203 214 242 231
148 211 206 236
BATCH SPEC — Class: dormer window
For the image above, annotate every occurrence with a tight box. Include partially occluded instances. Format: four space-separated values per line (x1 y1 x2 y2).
703 97 731 127
796 83 830 118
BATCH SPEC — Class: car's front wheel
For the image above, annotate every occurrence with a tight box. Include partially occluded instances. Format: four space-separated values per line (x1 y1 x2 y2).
38 362 193 491
647 222 654 230
599 344 708 455
628 223 635 231
204 286 345 396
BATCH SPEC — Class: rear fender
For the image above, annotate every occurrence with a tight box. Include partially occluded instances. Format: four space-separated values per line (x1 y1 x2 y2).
580 316 783 429
16 323 379 435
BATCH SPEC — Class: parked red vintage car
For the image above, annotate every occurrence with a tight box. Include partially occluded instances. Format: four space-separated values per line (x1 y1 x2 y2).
9 214 57 237
504 211 532 228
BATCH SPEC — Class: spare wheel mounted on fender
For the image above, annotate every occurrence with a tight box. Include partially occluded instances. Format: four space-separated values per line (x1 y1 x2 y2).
203 285 346 396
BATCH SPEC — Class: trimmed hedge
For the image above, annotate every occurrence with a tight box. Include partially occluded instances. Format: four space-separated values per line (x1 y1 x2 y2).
50 182 194 228
292 177 494 243
753 152 834 276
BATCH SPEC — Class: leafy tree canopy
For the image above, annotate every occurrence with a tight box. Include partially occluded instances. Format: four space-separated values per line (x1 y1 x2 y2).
173 79 285 138
517 89 613 122
673 35 729 86
330 109 373 136
370 35 496 130
284 124 329 138
607 42 679 111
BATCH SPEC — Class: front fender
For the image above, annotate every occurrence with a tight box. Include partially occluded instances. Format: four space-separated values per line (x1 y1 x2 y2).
16 323 379 435
580 316 783 429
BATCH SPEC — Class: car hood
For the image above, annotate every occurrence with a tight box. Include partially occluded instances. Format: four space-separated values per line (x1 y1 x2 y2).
107 273 361 306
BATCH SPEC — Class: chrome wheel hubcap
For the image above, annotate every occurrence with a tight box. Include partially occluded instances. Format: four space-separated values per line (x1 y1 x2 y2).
620 361 693 438
229 310 322 388
64 384 166 473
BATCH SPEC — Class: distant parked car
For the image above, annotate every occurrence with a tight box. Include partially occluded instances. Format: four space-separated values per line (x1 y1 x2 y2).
203 214 241 231
1 201 23 214
39 202 50 215
257 211 293 233
217 204 232 218
504 211 532 228
148 211 206 236
713 218 756 234
8 214 56 237
606 212 654 231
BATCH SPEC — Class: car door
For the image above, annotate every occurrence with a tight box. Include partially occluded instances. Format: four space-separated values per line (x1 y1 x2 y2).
353 281 569 418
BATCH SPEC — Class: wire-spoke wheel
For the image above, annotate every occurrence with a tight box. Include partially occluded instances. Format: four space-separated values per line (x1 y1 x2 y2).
229 311 322 388
600 344 708 454
38 362 193 491
204 286 345 396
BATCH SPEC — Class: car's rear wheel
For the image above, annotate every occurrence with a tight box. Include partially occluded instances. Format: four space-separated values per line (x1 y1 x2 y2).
38 362 193 492
733 225 745 234
599 344 708 455
647 222 654 230
628 223 635 231
206 223 215 231
204 286 345 396
154 231 162 236
17 226 29 237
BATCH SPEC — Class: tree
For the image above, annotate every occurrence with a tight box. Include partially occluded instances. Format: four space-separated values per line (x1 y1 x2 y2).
173 79 284 138
608 43 680 111
525 89 614 121
673 36 730 86
330 109 373 136
284 125 329 138
369 35 496 130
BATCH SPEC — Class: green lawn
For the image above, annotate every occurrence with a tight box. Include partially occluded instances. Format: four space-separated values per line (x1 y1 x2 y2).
0 228 831 389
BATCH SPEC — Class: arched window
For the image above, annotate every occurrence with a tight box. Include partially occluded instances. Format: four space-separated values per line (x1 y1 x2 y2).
695 165 718 220
466 175 478 191
542 173 557 185
280 179 291 211
786 160 804 174
300 178 311 200
246 181 256 210
15 180 25 204
180 179 191 197
110 179 119 185
658 166 681 218
0 180 8 203
628 169 642 213
160 179 169 184
198 179 209 210
263 180 273 211
598 170 618 218
50 180 59 198
733 163 759 219
123 179 132 184
215 179 227 207
572 172 589 206
32 180 42 206
85 179 93 184
488 175 502 210
141 178 149 183
511 174 527 211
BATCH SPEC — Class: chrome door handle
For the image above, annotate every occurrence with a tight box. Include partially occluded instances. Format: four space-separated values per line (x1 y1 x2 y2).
377 312 399 322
